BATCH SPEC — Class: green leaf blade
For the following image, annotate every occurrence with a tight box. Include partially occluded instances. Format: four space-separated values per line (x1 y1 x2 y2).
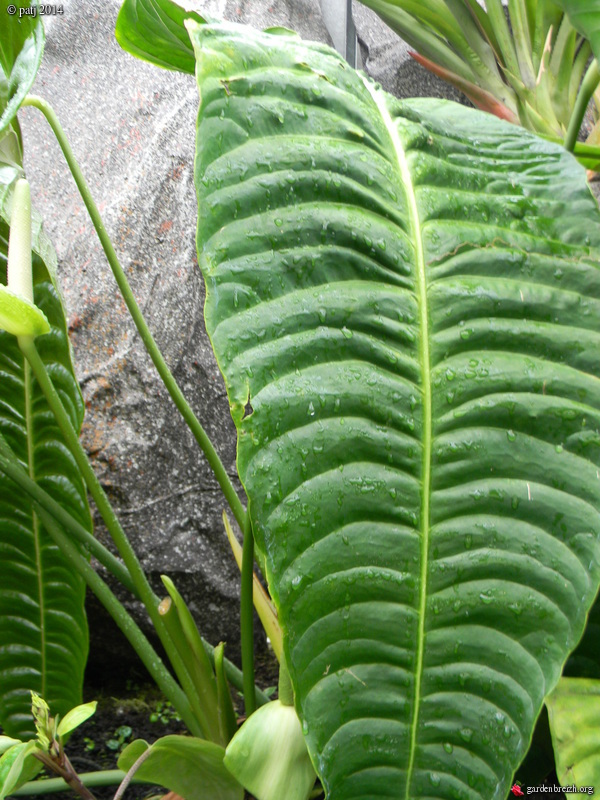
116 0 205 74
189 21 600 800
0 215 90 738
0 740 39 800
56 700 97 739
118 735 243 800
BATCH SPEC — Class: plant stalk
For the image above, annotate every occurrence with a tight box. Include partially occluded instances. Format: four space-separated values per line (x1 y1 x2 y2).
278 652 294 707
11 771 135 796
241 511 256 717
112 746 153 800
565 59 600 153
22 94 247 532
33 751 97 800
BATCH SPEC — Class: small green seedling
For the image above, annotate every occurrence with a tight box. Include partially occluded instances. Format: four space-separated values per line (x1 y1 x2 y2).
0 693 97 800
105 725 133 752
149 700 181 725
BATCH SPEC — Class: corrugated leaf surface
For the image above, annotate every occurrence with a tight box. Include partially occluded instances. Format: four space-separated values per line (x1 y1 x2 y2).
189 21 600 799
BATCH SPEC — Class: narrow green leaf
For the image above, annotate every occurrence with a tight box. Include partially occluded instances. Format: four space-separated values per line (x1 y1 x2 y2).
56 701 97 740
156 586 221 742
547 678 600 790
116 0 206 74
159 575 220 735
117 736 243 800
483 0 521 76
0 179 90 738
528 34 563 135
518 91 564 135
358 0 468 48
0 0 44 136
160 576 216 678
460 0 498 53
188 18 600 800
548 15 578 124
508 0 537 88
443 0 505 86
529 0 550 71
213 643 238 745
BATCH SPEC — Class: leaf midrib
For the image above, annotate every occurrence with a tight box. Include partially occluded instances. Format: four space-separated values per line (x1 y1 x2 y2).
24 356 46 698
360 79 431 797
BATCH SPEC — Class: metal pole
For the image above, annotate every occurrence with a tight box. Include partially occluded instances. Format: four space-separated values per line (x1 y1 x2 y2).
319 0 359 68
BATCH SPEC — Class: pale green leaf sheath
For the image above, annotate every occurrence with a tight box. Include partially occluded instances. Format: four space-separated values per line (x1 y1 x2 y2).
188 21 600 800
0 220 90 738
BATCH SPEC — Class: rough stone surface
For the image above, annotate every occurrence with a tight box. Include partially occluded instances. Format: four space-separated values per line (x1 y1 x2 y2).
21 0 461 674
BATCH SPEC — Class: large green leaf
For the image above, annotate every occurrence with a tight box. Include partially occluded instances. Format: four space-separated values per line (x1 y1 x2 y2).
0 180 90 738
187 19 600 800
0 0 44 137
546 678 600 790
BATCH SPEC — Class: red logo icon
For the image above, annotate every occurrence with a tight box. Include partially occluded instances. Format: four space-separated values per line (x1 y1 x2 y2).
511 786 524 797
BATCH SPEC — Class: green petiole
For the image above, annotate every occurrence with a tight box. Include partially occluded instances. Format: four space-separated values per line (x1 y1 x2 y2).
240 510 257 717
564 60 600 153
11 770 139 796
21 94 247 533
